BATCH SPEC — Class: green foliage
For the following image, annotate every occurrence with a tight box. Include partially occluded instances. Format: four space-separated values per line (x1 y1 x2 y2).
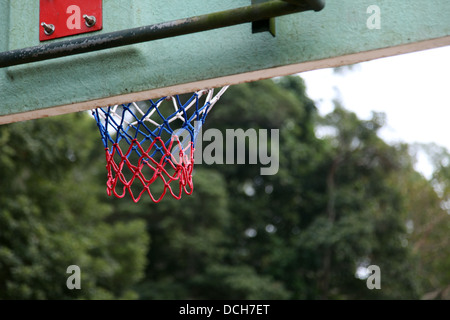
192 78 430 300
0 76 448 300
191 264 290 300
0 113 149 299
403 143 450 299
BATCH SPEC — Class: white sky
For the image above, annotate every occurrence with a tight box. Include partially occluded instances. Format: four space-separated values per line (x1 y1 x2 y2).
300 45 450 178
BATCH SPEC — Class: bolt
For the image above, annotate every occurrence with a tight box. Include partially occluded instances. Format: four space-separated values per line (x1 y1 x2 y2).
41 22 55 36
83 15 96 27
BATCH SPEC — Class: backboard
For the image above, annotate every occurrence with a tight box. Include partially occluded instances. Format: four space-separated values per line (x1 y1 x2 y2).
1 0 450 124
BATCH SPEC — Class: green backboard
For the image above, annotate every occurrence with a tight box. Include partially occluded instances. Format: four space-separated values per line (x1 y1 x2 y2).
1 0 450 124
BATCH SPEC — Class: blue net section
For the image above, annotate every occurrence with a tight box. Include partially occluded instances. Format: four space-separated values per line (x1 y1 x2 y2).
92 87 228 203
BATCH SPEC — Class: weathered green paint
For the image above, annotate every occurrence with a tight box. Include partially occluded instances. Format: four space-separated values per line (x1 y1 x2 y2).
1 1 320 68
1 0 450 123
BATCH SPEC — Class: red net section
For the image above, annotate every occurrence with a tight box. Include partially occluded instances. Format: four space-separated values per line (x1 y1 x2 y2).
105 137 194 203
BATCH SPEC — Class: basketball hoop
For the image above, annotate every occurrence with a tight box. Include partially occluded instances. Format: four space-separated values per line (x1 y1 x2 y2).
92 87 229 203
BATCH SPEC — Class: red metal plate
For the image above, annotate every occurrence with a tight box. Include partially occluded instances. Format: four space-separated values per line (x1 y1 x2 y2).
39 0 102 41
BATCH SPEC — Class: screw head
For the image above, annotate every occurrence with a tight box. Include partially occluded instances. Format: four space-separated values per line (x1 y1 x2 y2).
41 22 55 36
83 15 97 28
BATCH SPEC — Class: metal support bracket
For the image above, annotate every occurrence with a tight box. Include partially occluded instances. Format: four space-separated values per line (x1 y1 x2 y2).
252 0 276 37
0 0 325 68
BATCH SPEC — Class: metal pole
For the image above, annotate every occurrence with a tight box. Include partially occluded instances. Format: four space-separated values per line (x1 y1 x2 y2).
0 0 325 68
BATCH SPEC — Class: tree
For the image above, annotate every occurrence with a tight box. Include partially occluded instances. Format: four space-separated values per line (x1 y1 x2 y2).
2 76 446 300
314 103 421 299
0 113 149 299
193 78 423 299
405 143 450 299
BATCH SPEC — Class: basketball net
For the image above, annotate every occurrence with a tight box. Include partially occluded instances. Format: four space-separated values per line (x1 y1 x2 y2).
92 87 228 203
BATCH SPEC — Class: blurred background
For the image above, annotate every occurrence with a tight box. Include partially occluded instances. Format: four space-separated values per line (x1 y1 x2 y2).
1 49 449 299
